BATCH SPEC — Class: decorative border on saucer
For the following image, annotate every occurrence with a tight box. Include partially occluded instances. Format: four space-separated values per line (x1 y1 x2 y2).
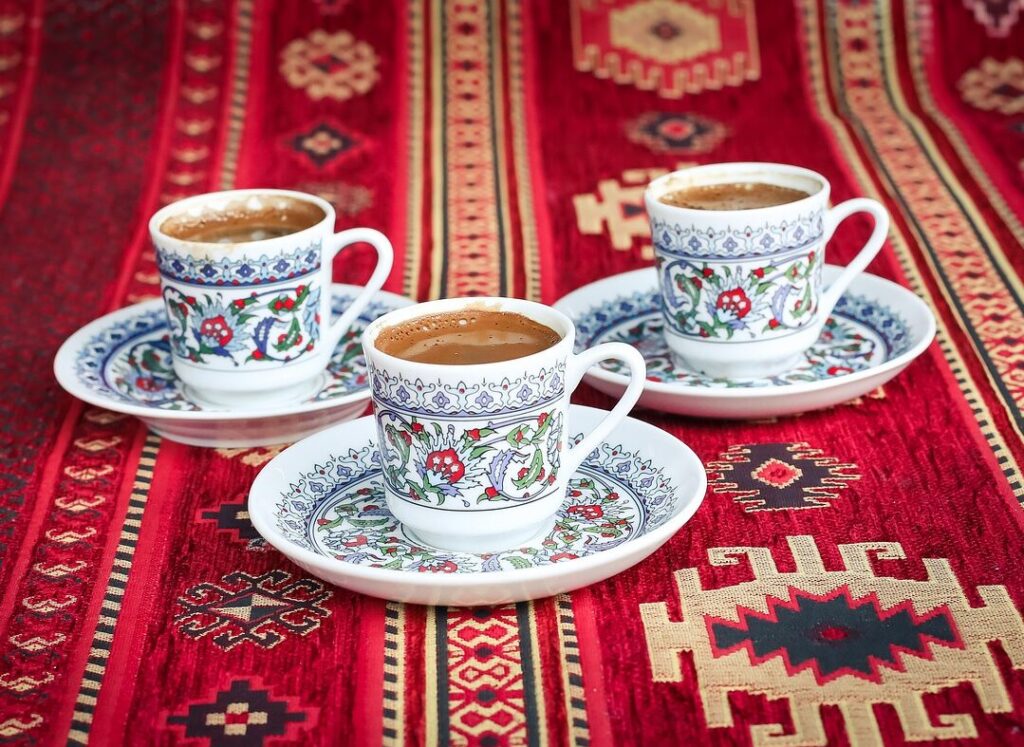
573 288 913 388
269 432 677 573
156 241 321 286
367 362 566 418
650 212 823 261
72 294 391 411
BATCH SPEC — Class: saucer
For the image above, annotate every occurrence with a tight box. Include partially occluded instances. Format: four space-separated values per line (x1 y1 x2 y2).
554 266 935 419
54 284 414 447
248 405 707 606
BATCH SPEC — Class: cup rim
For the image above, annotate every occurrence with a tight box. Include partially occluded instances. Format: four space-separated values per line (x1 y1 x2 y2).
362 296 575 373
148 188 336 251
644 162 830 218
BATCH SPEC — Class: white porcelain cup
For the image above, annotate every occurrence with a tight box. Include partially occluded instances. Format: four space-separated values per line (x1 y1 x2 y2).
362 297 646 553
149 189 393 409
645 163 889 379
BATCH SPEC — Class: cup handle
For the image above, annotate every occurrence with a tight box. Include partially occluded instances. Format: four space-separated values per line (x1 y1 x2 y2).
560 342 646 476
818 198 889 317
324 227 394 349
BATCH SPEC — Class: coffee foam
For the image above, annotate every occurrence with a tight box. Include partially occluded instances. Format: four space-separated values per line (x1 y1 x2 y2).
374 309 562 365
157 194 325 250
652 167 824 208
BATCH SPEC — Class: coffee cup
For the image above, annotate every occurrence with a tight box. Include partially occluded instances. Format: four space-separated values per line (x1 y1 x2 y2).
645 163 889 379
149 189 394 409
361 297 646 553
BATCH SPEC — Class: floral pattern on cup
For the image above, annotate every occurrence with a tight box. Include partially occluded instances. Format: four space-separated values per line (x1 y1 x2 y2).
271 434 677 573
74 294 398 410
164 283 322 366
574 288 913 387
650 212 823 260
375 409 564 509
368 363 565 417
658 249 822 341
156 241 321 286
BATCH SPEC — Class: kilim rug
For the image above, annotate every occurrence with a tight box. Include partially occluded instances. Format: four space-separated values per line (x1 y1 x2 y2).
1 1 1024 745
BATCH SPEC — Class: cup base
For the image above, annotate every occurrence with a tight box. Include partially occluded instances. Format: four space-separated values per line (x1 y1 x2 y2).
183 374 325 411
669 350 803 380
405 514 557 554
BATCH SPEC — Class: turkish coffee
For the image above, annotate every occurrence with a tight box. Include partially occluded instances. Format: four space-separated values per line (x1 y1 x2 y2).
660 182 811 211
376 310 562 365
160 196 325 243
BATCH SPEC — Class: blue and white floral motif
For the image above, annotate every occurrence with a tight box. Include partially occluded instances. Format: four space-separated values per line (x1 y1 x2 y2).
271 433 677 573
657 250 822 341
156 241 321 287
367 362 565 418
74 294 398 411
374 408 564 510
163 283 321 367
574 289 912 388
651 212 823 260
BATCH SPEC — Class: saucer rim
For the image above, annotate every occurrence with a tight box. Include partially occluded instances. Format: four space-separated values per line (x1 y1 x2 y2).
247 404 707 590
554 265 936 399
53 283 415 422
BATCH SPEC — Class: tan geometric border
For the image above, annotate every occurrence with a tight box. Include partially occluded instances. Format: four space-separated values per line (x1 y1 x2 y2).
555 595 591 747
66 434 161 744
798 0 1024 500
828 0 1024 459
382 601 406 746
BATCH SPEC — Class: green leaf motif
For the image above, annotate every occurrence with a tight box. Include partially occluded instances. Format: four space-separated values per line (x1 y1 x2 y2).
512 449 544 489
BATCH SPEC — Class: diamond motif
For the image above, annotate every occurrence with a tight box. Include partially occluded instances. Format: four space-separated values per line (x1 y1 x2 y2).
174 570 331 650
167 679 313 745
641 536 1024 745
287 120 364 169
708 442 859 511
750 457 803 489
709 585 961 684
626 112 727 154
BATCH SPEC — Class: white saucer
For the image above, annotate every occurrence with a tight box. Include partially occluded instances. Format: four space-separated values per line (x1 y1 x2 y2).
54 284 414 447
248 405 707 606
554 266 935 419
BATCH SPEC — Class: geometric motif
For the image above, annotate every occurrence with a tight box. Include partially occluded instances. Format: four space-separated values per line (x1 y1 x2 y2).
572 0 759 98
962 0 1024 37
285 119 365 170
174 570 331 650
641 536 1024 746
707 443 860 511
199 495 266 551
166 679 314 745
279 30 378 101
958 57 1024 114
573 166 694 260
444 606 530 746
830 4 1024 426
215 445 287 467
709 585 960 685
626 111 726 154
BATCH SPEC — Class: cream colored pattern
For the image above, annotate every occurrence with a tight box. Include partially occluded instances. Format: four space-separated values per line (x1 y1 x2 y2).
641 536 1024 747
958 57 1024 114
609 0 720 63
279 30 379 101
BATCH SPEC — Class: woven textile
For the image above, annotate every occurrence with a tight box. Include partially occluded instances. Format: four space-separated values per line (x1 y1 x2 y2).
1 1 1024 745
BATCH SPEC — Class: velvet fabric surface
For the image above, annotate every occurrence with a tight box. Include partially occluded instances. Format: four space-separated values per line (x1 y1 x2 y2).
1 1 1024 745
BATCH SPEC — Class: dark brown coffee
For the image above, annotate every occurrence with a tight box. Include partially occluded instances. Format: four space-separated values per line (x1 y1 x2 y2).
660 182 811 211
160 196 325 243
376 310 562 365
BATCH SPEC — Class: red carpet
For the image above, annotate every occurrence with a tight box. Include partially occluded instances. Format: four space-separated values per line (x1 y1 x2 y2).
1 1 1023 744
